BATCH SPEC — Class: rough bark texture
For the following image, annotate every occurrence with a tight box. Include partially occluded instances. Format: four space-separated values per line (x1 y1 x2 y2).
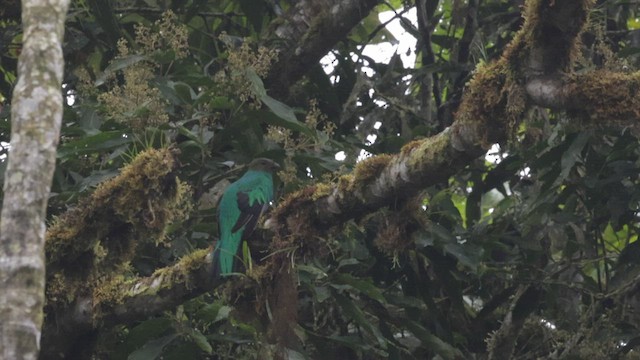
0 1 70 359
266 0 381 97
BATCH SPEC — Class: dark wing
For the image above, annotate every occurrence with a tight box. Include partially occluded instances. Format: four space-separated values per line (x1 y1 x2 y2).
231 190 268 234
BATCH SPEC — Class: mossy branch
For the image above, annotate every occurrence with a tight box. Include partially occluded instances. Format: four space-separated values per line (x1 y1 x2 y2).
96 249 213 327
262 2 596 353
266 0 601 258
41 147 192 357
40 249 213 359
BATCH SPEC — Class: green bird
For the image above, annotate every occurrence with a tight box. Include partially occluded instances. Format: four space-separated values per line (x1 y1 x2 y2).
212 158 280 277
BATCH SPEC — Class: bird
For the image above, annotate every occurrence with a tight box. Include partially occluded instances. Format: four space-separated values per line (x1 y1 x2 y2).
212 158 280 278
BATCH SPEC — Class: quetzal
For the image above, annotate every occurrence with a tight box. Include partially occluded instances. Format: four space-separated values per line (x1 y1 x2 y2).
212 158 280 277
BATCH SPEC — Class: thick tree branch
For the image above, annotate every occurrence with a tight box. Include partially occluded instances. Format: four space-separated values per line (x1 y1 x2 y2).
40 250 214 359
262 1 595 353
526 71 640 126
269 0 597 239
41 147 188 358
0 1 70 359
265 0 381 96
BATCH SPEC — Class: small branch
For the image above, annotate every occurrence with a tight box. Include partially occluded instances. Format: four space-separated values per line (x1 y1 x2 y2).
487 285 540 359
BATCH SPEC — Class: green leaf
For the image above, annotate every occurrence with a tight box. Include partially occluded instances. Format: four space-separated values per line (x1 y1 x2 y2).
314 286 331 303
262 95 298 125
404 321 463 360
245 68 267 98
244 68 313 137
334 292 387 348
350 12 397 44
128 334 178 360
194 303 231 324
188 328 213 354
238 0 267 32
86 0 122 46
209 96 234 110
95 54 147 86
333 273 386 304
57 131 132 159
77 169 119 191
285 348 308 360
298 264 327 279
443 242 482 270
556 132 590 186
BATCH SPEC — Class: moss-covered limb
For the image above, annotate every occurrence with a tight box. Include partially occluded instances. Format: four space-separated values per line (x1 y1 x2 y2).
264 1 598 249
261 0 596 300
40 249 212 359
265 0 381 97
503 0 593 75
98 249 212 326
44 147 191 324
565 70 640 125
525 70 640 125
266 0 598 257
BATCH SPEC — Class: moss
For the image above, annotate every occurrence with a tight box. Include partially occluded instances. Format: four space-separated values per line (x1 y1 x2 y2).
454 60 516 147
274 186 316 218
311 182 333 201
405 133 450 172
299 9 329 47
451 0 594 147
400 140 422 155
92 249 209 323
337 174 354 194
44 147 192 313
352 154 392 186
373 213 408 257
93 274 131 311
568 70 640 125
169 248 209 289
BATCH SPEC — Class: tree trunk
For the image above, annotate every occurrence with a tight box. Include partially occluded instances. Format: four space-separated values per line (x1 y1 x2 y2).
0 1 70 359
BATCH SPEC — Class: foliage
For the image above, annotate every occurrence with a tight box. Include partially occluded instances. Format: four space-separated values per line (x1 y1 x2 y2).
2 0 640 359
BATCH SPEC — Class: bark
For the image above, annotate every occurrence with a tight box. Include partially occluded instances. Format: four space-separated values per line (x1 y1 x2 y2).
487 285 540 359
0 1 70 359
266 0 381 97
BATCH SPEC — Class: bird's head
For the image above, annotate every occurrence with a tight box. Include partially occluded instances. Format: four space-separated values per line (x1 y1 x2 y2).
247 158 281 173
